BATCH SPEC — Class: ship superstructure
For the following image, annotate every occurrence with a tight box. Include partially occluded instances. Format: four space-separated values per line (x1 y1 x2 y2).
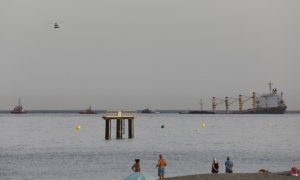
247 83 286 114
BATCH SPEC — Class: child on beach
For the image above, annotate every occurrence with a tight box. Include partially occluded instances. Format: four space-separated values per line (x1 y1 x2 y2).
211 157 219 173
225 157 233 173
131 159 141 172
156 154 167 179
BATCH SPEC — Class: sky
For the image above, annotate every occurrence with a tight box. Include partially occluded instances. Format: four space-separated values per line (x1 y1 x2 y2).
0 0 300 110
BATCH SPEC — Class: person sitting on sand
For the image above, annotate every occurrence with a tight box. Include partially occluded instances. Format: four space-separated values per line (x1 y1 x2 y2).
131 159 141 172
225 157 233 173
211 157 219 173
156 154 167 179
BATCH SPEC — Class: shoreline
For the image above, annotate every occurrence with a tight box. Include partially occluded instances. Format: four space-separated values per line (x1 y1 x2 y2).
166 172 300 180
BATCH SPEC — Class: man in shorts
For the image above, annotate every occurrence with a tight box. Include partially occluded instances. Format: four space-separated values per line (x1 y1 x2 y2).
156 154 167 179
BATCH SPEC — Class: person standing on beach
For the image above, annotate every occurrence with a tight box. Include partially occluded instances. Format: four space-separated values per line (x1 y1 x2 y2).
225 157 233 173
156 154 167 179
211 157 219 173
131 159 141 172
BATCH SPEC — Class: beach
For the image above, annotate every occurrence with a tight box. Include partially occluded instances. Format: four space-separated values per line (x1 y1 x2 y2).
166 172 300 180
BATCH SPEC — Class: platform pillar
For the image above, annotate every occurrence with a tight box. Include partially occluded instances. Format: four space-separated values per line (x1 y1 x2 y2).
105 120 111 140
116 119 122 139
128 119 134 139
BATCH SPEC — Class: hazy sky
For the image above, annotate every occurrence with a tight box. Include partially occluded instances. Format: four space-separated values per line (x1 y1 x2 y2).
1 0 300 110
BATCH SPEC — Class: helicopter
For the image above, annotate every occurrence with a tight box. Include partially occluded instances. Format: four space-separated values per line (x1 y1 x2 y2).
51 21 64 29
54 22 60 28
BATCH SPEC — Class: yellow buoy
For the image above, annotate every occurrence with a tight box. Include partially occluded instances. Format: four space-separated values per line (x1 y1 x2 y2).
201 122 206 128
268 122 272 127
76 125 81 131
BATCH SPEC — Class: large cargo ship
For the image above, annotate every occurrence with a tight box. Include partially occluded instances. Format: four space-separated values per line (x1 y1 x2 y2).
11 98 27 114
233 83 287 114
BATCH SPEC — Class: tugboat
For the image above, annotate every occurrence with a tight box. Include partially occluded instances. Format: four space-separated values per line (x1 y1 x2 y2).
11 98 27 114
141 108 156 113
79 105 97 114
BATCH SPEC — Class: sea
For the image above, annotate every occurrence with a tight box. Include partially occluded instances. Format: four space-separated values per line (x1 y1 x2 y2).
0 113 299 180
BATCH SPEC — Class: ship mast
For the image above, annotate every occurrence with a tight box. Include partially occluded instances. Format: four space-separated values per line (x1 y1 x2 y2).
268 82 273 95
18 97 22 107
200 99 203 111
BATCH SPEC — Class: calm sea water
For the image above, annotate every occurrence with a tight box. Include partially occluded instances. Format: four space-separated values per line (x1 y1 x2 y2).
0 113 299 180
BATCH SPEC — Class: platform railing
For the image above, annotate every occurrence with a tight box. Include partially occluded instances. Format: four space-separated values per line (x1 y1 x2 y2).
103 111 136 117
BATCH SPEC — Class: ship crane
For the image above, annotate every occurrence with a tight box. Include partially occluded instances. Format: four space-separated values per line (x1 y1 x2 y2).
225 97 239 113
239 95 252 112
213 97 239 113
212 97 225 113
238 92 259 112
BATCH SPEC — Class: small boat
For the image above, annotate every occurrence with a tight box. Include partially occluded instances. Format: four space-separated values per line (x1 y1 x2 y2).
141 108 156 113
79 105 97 114
11 98 27 114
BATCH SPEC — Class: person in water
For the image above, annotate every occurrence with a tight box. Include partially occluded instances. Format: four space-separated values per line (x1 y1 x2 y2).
211 157 219 173
156 154 167 179
225 156 233 173
131 159 141 172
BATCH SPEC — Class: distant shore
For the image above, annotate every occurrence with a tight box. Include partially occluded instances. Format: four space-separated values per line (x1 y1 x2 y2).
166 172 300 180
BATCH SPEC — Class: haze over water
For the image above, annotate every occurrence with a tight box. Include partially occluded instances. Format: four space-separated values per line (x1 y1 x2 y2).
0 113 299 180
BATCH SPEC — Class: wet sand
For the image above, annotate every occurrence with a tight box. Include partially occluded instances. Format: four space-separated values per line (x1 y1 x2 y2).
166 172 300 180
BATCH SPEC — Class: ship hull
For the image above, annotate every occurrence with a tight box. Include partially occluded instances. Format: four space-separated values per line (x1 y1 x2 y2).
79 111 97 114
11 111 27 114
179 110 215 114
233 106 287 114
141 109 156 113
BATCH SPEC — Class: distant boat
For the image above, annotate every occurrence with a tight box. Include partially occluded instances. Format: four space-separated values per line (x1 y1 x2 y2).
11 98 27 114
79 105 97 114
141 108 157 113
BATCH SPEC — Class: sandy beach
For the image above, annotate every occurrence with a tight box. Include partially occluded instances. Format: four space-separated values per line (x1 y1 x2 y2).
166 172 300 180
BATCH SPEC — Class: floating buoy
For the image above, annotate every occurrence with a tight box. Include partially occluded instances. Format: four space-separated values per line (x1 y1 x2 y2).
201 122 206 128
161 124 164 128
268 122 272 127
76 125 81 131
